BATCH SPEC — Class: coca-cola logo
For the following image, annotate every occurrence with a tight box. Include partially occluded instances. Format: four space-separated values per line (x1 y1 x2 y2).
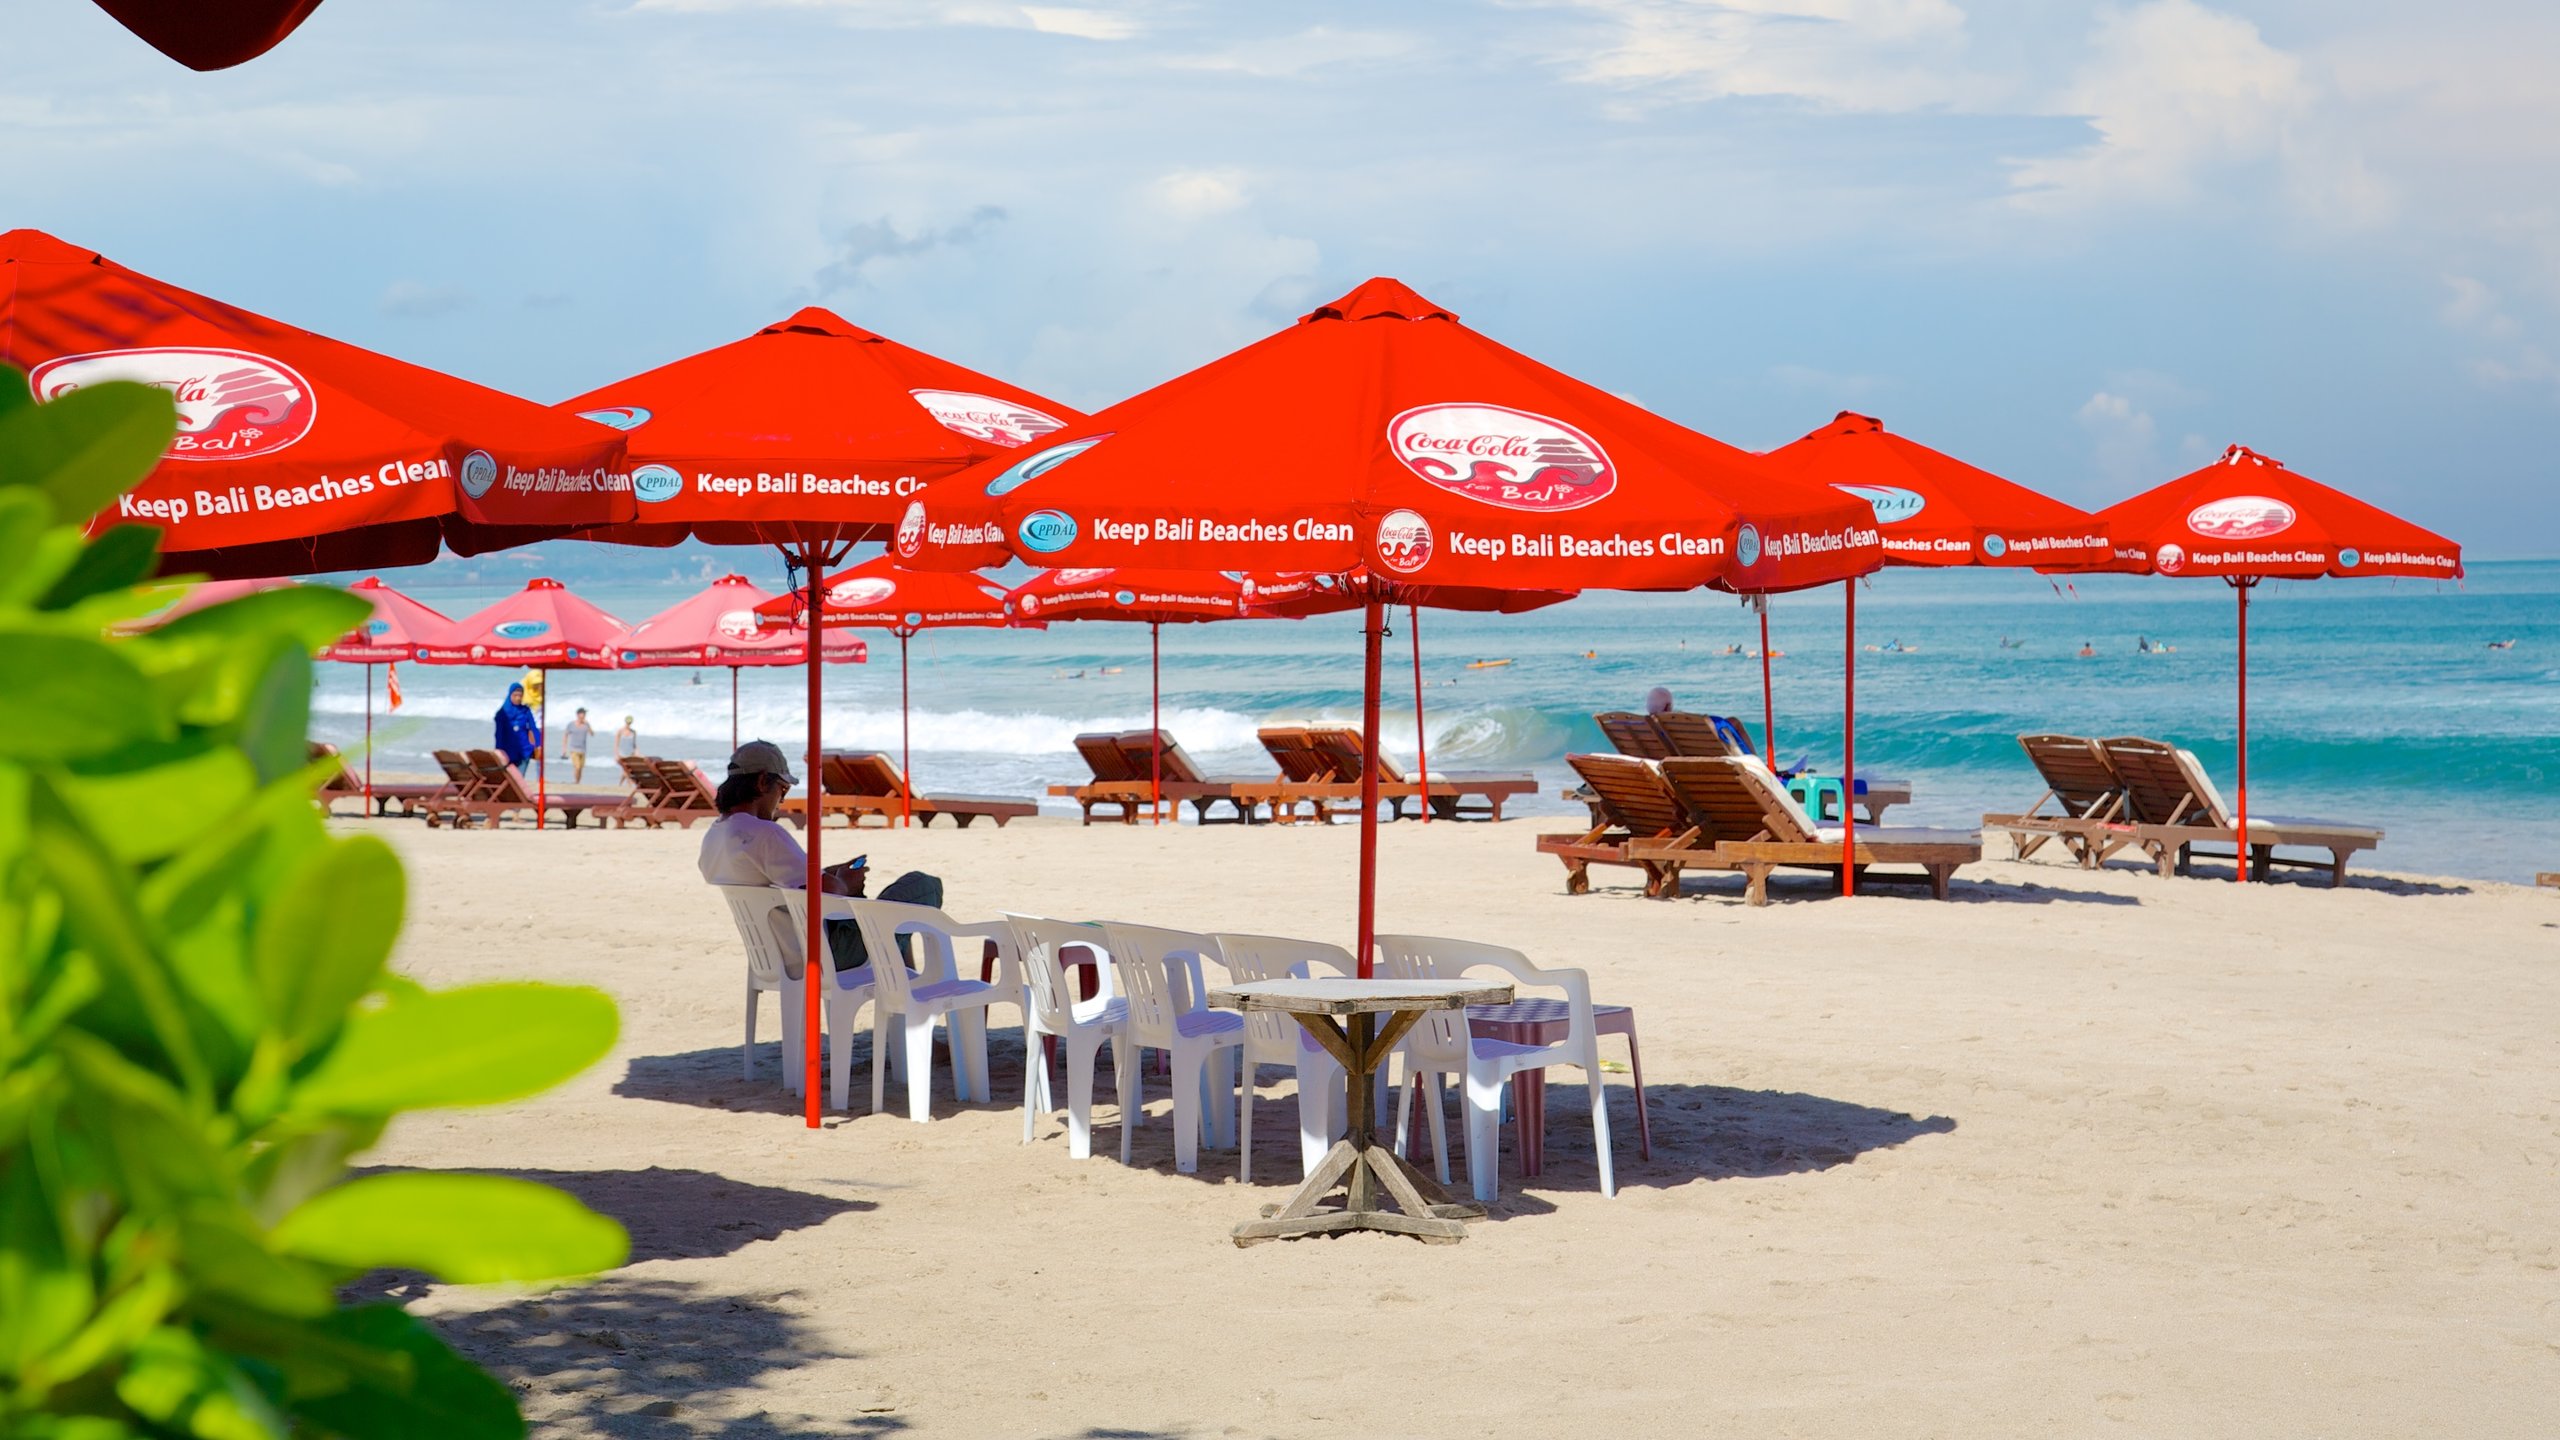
1016 593 1042 616
895 501 928 558
1835 484 1926 524
826 576 897 609
1387 403 1615 512
1376 509 1435 574
910 389 1067 448
1050 568 1114 585
714 609 764 641
2186 496 2296 539
31 346 316 461
2155 542 2187 574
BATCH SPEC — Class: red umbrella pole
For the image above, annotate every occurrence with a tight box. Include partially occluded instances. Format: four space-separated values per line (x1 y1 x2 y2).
1759 599 1776 760
537 684 548 832
802 540 828 1127
2235 578 2251 884
1841 581 1856 897
363 662 374 817
732 667 740 753
1357 596 1384 977
1410 603 1430 824
900 631 913 829
1151 621 1164 826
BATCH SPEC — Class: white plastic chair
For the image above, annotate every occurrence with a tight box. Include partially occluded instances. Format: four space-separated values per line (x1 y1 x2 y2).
1005 913 1130 1159
761 888 883 1112
1376 933 1615 1204
842 899 1020 1123
1209 932 1356 1182
1096 921 1242 1174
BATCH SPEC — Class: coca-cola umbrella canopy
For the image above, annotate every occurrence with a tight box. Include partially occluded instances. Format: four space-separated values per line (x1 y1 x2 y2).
86 0 325 70
614 574 867 752
558 313 1081 1128
2047 445 2461 882
903 277 1885 965
749 555 1011 826
415 578 631 830
317 575 456 816
1 228 632 579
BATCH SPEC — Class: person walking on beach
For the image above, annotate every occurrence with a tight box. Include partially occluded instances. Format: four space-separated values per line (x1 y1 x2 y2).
493 683 542 772
697 740 943 974
615 715 638 761
564 707 595 783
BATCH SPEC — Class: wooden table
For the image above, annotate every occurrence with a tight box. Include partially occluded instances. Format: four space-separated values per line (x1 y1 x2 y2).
1206 977 1513 1246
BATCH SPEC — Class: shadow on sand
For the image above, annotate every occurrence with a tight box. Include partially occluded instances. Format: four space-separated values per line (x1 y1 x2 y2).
344 1165 871 1265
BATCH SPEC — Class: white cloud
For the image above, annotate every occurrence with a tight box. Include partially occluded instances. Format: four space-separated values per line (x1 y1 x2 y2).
1147 168 1250 220
2078 388 2161 489
1542 0 1982 112
1161 25 1417 79
379 280 473 317
623 0 1147 37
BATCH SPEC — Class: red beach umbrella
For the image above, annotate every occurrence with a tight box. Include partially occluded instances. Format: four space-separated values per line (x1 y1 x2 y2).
905 278 1883 963
2052 444 2460 881
748 555 1009 827
86 0 325 70
1759 411 2115 892
616 575 867 752
416 578 631 830
1 229 630 578
317 576 455 817
560 317 1082 1126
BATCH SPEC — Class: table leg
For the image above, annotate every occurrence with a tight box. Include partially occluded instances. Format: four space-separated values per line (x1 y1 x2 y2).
1513 1068 1546 1177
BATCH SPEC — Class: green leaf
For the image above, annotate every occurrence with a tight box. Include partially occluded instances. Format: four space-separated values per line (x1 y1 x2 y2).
0 489 59 602
55 747 258 866
173 1209 333 1319
112 1326 285 1440
30 783 208 1094
0 632 170 762
253 837 402 1052
38 525 163 611
232 642 313 786
286 1306 523 1440
151 586 369 660
287 985 617 1118
0 1156 95 1381
273 1174 626 1283
0 379 176 525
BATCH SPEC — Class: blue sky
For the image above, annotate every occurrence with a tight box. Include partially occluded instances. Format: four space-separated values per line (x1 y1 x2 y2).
9 0 2556 553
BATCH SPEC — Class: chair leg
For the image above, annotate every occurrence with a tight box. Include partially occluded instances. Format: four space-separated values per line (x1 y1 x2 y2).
1118 1039 1141 1164
1425 1071 1452 1185
1463 1066 1504 1204
780 1001 804 1096
1205 1048 1238 1150
1172 1044 1203 1174
1297 1058 1340 1179
829 997 854 1113
962 1009 992 1103
1588 1069 1616 1198
1066 1030 1101 1160
1022 1025 1044 1145
1622 1025 1652 1161
902 1015 937 1123
869 1008 890 1115
1237 1060 1257 1183
743 982 760 1081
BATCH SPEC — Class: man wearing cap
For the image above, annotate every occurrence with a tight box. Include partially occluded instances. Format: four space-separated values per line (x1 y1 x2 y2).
697 740 942 975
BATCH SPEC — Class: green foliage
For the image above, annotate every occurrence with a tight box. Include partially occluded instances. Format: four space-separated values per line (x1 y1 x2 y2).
0 365 630 1438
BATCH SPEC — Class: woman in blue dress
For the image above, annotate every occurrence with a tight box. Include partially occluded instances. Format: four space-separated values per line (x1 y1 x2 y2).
494 683 542 770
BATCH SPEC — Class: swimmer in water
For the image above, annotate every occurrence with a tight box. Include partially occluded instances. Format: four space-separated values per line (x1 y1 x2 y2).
2138 636 2152 653
2487 639 2516 650
2077 642 2096 658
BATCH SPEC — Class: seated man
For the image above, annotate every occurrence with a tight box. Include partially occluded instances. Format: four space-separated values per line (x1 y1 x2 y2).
697 740 940 975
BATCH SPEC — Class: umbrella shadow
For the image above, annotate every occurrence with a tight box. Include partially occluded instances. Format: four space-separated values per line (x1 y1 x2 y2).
1572 870 2142 906
343 1166 872 1268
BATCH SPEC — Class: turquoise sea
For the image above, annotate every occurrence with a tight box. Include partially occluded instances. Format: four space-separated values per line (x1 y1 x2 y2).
307 549 2559 884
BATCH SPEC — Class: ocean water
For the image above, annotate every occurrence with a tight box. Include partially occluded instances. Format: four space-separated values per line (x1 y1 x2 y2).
307 555 2558 884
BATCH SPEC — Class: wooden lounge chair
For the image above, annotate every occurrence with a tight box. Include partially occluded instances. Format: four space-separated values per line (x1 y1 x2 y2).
310 742 448 818
786 751 1037 828
1254 726 1364 824
1534 754 1716 898
1981 733 2137 868
1652 710 1914 824
1119 730 1277 825
1647 756 1980 905
2098 737 2380 886
1048 731 1167 825
1595 712 1676 761
1301 725 1537 822
429 749 626 830
419 749 498 827
598 756 718 829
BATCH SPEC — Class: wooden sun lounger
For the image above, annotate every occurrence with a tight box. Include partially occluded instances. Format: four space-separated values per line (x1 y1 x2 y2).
1981 733 2138 868
2098 737 2381 886
1650 711 1913 824
426 749 625 830
1595 712 1676 761
785 751 1037 828
419 749 498 827
1254 727 1366 824
1121 730 1279 825
598 756 718 829
2540 873 2559 889
1648 756 1980 905
1301 725 1537 822
1534 753 1716 898
311 742 449 818
1049 731 1165 825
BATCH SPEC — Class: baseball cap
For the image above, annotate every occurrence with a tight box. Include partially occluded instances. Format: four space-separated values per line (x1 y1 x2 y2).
726 740 798 786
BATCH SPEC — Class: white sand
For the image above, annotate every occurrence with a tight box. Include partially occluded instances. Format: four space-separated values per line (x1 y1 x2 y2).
356 814 2560 1437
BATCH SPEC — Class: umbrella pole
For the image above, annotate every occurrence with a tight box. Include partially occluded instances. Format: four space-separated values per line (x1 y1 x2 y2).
537 685 547 832
1410 604 1429 824
900 632 913 829
732 667 740 753
364 662 374 818
1759 598 1776 760
1357 596 1384 978
1151 621 1163 826
1841 581 1856 897
801 540 827 1128
2236 578 2251 885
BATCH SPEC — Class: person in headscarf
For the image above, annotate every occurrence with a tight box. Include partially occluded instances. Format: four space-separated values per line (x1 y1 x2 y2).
494 683 542 769
1644 686 1675 716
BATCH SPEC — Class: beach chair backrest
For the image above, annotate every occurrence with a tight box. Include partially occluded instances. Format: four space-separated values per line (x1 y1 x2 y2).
467 751 533 805
654 759 713 809
434 749 481 794
719 883 806 986
1657 756 1790 842
1096 921 1221 1048
1310 726 1403 784
1210 932 1355 1059
2017 734 2121 818
1259 727 1333 782
1075 732 1138 782
840 899 969 1007
1375 935 1597 1077
1565 753 1690 838
622 755 668 798
2171 749 2236 828
2098 738 2206 826
1115 730 1205 785
830 752 909 801
1594 712 1676 761
1651 711 1733 758
1004 913 1112 1031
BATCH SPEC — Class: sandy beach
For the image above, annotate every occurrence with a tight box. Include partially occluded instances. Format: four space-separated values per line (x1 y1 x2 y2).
356 814 2560 1437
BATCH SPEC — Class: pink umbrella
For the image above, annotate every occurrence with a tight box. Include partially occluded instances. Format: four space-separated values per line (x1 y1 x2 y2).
317 576 455 816
615 574 866 751
415 578 630 829
752 556 1012 826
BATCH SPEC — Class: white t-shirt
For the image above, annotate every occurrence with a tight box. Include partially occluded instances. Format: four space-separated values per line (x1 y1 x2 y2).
697 813 809 889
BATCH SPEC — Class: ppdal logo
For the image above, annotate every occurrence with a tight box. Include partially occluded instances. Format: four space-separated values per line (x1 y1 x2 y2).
895 501 929 558
827 576 897 609
1114 589 1138 607
1019 509 1079 554
910 389 1067 448
1981 533 2008 559
2186 495 2295 539
460 450 500 499
493 620 552 641
1388 403 1615 512
1737 523 1763 568
986 434 1110 497
1834 484 1926 525
1375 509 1435 575
31 346 317 461
2338 547 2362 568
632 464 685 504
577 406 653 431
